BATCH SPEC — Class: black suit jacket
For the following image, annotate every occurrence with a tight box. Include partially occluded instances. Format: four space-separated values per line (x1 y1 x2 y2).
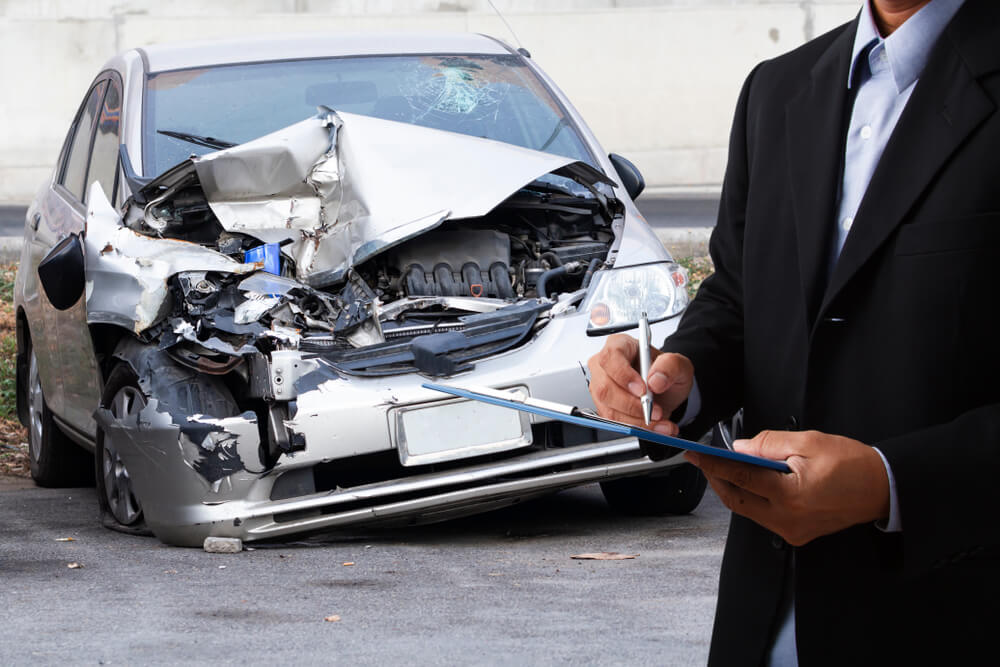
661 1 1000 664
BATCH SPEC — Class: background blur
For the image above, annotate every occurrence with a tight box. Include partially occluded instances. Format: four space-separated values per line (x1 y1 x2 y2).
0 0 859 205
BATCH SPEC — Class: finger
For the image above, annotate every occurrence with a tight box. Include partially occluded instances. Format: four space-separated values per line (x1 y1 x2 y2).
588 335 651 419
701 471 773 519
686 450 788 501
588 363 649 421
596 402 678 435
596 334 646 397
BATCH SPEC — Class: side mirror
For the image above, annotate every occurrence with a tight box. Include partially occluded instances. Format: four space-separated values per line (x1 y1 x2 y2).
608 153 646 201
38 234 85 311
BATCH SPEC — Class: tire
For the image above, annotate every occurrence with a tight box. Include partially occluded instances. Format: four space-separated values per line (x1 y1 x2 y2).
25 344 94 487
600 463 708 516
95 363 150 536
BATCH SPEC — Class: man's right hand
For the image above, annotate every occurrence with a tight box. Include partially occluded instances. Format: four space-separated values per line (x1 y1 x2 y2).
586 334 694 436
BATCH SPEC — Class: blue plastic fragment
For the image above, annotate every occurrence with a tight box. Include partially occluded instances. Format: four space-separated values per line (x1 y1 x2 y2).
244 243 281 275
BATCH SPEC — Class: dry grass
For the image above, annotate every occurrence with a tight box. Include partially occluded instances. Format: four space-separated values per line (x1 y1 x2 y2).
0 263 28 477
677 255 715 299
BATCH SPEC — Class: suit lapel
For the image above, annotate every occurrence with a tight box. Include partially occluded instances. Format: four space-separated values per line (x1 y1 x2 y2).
785 23 856 327
818 1 999 321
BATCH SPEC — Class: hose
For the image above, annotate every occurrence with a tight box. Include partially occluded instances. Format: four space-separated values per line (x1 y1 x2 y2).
535 266 568 299
582 258 602 288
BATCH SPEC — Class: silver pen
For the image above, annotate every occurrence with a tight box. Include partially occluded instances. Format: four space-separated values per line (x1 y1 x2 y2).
638 310 653 425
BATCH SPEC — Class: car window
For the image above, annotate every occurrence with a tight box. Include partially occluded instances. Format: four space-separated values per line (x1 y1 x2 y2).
86 77 122 206
60 80 108 203
144 54 595 178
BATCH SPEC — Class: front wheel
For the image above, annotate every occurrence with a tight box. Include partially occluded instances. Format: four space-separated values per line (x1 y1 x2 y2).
600 463 707 516
95 364 149 535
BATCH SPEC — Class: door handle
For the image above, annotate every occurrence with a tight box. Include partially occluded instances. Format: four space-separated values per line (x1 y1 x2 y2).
31 212 41 232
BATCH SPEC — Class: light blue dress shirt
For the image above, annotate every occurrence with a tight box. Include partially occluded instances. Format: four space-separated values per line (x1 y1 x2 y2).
766 1 966 666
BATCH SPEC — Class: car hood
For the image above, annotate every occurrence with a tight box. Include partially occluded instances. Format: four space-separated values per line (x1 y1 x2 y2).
134 109 614 286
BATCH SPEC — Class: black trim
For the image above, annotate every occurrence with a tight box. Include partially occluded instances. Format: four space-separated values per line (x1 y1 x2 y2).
105 71 125 207
58 75 109 203
52 414 97 452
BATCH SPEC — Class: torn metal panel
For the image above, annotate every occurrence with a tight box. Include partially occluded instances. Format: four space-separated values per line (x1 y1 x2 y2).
183 412 267 485
85 184 257 333
93 396 264 524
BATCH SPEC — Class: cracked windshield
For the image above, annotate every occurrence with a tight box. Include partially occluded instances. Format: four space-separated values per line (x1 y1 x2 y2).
145 54 594 178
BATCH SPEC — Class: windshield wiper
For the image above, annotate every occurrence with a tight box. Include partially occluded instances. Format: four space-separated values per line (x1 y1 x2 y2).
157 129 237 151
538 118 569 152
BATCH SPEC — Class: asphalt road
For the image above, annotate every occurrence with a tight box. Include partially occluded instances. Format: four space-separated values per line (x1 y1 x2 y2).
0 206 26 238
0 476 728 665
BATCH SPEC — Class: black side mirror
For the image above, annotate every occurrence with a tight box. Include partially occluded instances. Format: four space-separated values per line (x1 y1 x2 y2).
608 153 646 201
38 234 85 311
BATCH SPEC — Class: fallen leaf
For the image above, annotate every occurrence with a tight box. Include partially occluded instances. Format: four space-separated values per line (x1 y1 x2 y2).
570 552 638 561
324 615 342 623
342 562 355 567
55 537 75 542
163 569 178 574
67 562 83 569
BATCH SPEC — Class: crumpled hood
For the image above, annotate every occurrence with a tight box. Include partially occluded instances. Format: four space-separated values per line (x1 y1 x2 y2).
139 110 614 286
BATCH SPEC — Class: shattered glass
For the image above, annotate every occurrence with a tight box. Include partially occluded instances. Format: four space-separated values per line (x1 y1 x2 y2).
144 54 594 178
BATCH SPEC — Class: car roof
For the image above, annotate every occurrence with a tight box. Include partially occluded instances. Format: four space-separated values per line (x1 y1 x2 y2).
136 32 514 73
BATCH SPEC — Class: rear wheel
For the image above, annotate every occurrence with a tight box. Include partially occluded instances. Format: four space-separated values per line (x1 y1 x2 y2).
26 346 94 487
95 364 149 535
600 464 707 516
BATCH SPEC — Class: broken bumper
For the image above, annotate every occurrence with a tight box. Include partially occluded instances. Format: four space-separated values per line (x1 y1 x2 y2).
106 313 682 547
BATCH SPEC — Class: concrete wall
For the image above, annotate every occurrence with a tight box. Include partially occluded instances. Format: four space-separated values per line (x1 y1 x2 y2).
0 0 859 203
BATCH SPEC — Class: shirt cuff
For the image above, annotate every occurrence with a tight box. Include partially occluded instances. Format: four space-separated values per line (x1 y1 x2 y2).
872 447 902 533
675 378 701 427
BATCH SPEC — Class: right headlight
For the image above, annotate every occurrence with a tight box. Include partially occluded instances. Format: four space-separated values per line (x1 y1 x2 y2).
585 261 689 335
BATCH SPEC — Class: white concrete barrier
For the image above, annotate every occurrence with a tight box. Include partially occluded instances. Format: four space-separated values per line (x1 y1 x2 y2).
0 0 859 204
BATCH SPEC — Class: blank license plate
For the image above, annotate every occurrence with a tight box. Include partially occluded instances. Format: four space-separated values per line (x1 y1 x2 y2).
395 394 532 466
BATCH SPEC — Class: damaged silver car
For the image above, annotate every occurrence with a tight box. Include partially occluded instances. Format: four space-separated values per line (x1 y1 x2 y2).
15 33 703 546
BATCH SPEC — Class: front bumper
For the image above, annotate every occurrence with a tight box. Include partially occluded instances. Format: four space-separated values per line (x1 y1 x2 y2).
110 308 682 546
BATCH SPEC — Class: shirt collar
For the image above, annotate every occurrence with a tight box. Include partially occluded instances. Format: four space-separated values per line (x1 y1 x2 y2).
847 0 966 93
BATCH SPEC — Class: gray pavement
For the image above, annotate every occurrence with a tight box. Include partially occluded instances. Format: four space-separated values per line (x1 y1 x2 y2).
0 205 25 238
0 476 727 665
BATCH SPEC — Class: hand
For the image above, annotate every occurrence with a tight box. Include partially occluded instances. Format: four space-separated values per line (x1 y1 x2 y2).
587 333 694 436
684 430 891 546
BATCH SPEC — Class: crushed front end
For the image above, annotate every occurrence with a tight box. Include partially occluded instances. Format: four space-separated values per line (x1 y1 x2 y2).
86 111 689 546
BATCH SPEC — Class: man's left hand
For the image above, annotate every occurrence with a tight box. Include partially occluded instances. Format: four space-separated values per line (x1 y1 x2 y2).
684 430 891 546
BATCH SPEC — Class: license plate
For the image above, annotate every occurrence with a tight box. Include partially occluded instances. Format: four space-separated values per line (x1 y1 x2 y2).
394 390 533 466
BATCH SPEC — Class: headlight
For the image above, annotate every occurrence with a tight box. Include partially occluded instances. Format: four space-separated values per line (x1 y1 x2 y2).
585 262 689 335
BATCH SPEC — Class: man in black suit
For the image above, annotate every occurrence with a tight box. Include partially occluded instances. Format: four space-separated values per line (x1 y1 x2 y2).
588 0 999 663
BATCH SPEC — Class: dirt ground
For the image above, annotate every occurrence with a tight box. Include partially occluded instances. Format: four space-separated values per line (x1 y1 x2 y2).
0 263 28 476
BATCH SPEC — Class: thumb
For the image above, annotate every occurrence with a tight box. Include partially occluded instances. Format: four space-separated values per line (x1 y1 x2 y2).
733 430 806 460
646 352 694 416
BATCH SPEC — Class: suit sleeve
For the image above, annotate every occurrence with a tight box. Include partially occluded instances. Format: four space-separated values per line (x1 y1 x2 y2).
660 65 762 438
876 404 1000 575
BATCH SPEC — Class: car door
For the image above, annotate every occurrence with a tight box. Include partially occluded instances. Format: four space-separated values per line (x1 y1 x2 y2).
26 78 108 423
63 74 125 439
38 74 123 440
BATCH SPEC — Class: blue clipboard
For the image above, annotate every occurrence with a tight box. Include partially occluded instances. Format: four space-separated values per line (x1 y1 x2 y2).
422 382 791 473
